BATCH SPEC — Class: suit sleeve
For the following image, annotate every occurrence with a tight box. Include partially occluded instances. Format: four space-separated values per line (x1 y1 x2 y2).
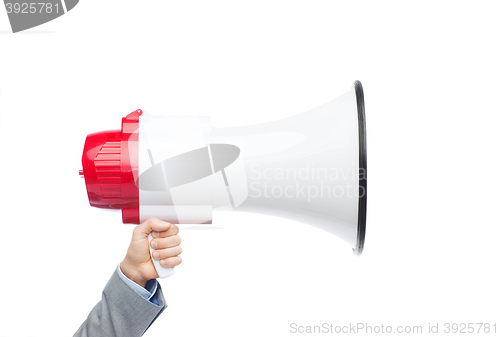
73 269 167 337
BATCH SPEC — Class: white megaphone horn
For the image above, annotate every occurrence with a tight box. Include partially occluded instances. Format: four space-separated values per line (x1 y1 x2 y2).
80 80 367 278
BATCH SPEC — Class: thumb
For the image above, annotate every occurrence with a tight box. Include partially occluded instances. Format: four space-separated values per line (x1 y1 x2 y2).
134 217 171 237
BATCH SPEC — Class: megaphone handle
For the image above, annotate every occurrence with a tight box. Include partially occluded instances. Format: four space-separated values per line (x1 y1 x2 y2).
148 233 176 279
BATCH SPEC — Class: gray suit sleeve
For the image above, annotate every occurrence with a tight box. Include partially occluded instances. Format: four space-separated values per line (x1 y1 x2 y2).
74 269 167 337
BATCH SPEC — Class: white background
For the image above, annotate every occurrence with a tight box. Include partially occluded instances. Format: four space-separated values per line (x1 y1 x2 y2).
1 1 499 336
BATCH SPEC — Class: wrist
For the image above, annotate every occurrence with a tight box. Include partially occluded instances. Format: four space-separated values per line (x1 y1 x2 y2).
120 259 148 288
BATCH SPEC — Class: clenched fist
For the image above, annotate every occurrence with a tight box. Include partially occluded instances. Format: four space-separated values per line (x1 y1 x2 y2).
120 217 182 287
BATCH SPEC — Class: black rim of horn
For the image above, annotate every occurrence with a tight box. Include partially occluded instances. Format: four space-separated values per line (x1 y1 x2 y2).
353 80 367 256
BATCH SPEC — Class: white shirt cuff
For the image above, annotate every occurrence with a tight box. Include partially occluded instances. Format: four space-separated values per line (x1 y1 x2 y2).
117 263 158 301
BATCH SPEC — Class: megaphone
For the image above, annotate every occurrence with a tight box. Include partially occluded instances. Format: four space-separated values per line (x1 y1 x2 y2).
80 81 367 278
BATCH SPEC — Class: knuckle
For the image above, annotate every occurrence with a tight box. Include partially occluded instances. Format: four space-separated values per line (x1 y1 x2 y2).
163 258 174 268
167 246 181 257
163 235 181 247
149 217 161 226
163 256 182 267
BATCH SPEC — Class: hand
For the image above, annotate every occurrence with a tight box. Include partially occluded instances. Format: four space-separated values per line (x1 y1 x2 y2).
120 217 182 287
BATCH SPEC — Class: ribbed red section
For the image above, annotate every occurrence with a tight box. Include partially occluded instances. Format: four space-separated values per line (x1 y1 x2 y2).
81 109 142 221
94 141 121 199
82 130 121 209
